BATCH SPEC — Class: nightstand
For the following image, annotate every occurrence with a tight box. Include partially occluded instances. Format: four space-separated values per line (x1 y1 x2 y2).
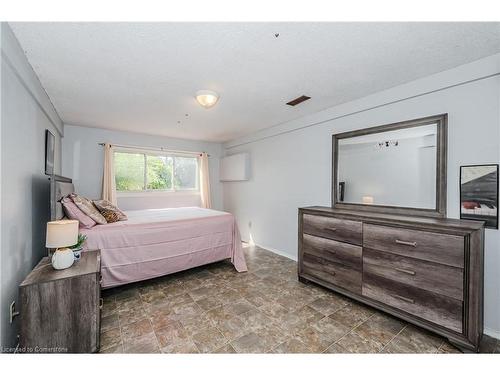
19 250 101 353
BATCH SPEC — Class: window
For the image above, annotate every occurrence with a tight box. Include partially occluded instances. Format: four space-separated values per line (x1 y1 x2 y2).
114 149 199 192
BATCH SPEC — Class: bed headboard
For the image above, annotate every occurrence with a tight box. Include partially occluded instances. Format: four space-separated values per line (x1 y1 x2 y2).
49 175 75 220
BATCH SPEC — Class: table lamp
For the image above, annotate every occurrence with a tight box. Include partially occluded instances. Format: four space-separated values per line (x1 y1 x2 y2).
362 196 374 205
46 220 79 270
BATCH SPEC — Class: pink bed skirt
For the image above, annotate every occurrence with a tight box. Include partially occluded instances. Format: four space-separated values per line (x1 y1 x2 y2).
81 209 247 288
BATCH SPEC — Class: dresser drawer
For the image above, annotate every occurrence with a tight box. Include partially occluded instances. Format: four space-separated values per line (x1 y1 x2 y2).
363 224 464 268
303 214 362 245
362 273 463 332
302 252 362 294
303 233 362 270
363 248 463 300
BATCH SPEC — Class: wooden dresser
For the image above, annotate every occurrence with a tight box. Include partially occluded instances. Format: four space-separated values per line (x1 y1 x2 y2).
19 250 102 353
298 206 484 352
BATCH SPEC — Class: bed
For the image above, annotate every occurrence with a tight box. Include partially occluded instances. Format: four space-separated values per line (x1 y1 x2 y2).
50 175 247 288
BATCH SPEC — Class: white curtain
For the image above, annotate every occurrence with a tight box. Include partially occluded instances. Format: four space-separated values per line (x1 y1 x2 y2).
102 143 117 205
199 152 212 209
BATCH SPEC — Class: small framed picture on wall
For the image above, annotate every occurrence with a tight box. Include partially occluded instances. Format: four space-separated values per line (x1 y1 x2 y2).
460 164 499 229
45 129 55 175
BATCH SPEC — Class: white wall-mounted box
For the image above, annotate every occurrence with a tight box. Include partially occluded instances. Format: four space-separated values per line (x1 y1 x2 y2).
220 153 250 182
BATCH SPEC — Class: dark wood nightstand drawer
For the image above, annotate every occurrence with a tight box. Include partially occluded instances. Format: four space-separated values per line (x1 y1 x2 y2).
303 214 362 245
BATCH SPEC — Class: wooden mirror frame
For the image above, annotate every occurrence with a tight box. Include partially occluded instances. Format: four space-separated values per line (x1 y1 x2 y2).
332 114 447 218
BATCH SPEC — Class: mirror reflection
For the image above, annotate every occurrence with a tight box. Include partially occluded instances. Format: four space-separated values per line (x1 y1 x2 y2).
337 123 437 209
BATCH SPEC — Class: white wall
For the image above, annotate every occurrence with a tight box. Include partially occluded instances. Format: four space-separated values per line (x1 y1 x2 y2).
62 125 224 211
0 23 64 349
223 54 500 338
338 136 436 208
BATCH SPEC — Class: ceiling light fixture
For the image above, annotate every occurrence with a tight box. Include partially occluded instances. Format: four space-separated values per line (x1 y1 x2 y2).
195 90 219 109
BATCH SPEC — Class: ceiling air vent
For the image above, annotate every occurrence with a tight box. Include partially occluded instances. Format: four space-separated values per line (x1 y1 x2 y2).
286 95 311 106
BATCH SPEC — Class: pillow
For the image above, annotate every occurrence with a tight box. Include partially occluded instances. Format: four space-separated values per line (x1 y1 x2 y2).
97 207 120 223
69 194 107 225
61 196 97 229
93 200 128 221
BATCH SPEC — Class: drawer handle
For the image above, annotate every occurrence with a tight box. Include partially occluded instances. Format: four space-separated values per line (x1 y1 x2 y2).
394 267 416 276
395 239 417 247
391 294 415 304
323 227 337 232
322 258 335 266
99 298 104 309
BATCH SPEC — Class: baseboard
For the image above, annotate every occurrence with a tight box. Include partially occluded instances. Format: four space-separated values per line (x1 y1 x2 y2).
484 327 500 339
242 240 298 262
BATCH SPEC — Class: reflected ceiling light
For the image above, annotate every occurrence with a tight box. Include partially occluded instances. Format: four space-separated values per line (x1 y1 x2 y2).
195 90 219 109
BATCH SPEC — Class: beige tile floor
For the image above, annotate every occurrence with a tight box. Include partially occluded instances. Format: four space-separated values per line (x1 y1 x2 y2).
99 245 500 354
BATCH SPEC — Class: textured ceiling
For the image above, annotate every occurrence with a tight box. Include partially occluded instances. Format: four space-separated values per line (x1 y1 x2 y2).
9 22 500 142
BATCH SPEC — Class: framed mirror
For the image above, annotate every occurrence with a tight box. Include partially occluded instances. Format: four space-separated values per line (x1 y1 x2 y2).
332 114 447 218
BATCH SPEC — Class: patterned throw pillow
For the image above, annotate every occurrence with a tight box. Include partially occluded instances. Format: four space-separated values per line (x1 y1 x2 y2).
93 200 128 221
61 196 97 229
98 207 120 223
69 194 107 225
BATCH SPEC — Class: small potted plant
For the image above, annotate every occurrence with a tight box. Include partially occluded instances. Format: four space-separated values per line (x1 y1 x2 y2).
69 233 87 261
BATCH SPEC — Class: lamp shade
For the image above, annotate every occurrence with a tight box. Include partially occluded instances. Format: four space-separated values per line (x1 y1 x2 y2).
46 220 79 248
362 196 374 204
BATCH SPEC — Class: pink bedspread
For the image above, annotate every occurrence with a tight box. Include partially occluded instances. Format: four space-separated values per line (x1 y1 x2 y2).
81 207 247 288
